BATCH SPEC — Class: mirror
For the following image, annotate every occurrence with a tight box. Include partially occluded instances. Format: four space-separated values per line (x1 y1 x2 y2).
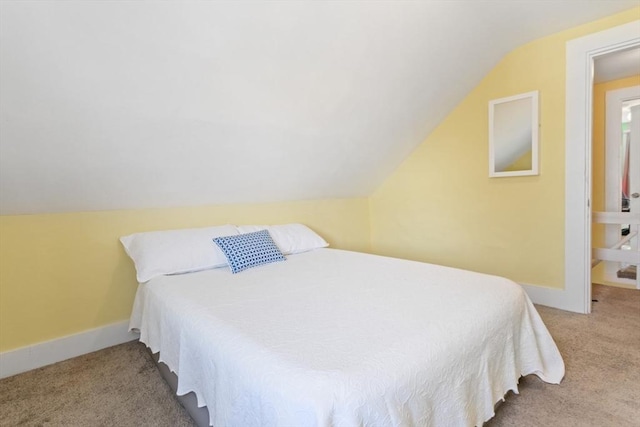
489 91 539 177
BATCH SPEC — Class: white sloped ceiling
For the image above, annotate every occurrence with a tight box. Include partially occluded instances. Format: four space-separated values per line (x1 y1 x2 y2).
0 0 637 214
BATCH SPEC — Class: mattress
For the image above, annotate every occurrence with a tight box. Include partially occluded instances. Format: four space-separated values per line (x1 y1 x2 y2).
130 248 564 427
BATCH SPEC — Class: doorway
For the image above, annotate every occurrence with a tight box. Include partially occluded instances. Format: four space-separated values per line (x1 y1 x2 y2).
564 20 640 314
602 88 640 288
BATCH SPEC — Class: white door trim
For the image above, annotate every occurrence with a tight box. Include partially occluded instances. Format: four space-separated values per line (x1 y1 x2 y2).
630 104 640 289
565 20 640 314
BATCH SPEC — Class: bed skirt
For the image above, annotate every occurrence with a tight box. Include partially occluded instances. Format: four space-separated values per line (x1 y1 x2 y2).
148 347 210 427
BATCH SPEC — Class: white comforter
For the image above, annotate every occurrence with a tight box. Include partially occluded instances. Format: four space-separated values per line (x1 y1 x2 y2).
130 248 564 427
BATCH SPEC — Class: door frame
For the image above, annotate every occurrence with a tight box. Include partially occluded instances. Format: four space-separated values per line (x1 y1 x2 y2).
565 20 640 314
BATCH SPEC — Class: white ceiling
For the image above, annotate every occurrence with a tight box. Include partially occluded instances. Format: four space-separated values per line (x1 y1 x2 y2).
1 1 638 215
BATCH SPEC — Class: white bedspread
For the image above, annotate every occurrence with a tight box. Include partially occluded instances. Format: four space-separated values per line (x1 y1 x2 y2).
130 248 564 427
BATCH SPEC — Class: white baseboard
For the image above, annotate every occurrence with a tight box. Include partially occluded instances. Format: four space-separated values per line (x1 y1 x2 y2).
0 320 140 379
520 282 585 314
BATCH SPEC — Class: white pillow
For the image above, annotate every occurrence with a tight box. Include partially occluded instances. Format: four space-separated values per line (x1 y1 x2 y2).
236 223 328 255
120 224 239 283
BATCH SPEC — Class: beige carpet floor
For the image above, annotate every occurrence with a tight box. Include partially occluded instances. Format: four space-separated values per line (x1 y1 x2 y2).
1 284 639 426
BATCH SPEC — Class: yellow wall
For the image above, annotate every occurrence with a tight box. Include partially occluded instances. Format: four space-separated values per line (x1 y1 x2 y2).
370 9 640 288
591 75 640 287
0 198 370 352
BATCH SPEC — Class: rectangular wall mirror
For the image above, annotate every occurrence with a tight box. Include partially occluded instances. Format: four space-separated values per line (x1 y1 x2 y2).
489 90 539 177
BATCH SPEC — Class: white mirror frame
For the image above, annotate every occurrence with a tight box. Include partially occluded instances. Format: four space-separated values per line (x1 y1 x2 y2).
489 90 539 177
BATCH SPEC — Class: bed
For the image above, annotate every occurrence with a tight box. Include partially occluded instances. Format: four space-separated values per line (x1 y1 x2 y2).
126 226 564 427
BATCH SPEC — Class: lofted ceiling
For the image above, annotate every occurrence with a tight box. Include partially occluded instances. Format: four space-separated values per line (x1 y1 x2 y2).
1 0 637 215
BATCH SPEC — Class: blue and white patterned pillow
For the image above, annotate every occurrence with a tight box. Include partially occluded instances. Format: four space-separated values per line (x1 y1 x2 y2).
213 229 286 274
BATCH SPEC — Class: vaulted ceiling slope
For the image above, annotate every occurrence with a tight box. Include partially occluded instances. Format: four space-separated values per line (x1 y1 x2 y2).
0 1 636 215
